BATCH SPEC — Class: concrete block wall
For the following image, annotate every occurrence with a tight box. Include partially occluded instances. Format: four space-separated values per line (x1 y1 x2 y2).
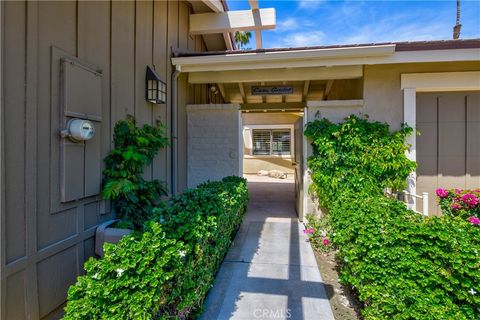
187 104 242 188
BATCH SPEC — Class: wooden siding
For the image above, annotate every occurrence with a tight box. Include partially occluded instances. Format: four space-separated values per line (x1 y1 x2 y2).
0 1 222 319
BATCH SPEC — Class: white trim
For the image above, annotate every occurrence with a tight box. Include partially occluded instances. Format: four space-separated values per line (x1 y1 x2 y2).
172 47 479 73
302 107 308 222
403 88 416 210
173 44 396 71
401 71 480 92
306 99 364 108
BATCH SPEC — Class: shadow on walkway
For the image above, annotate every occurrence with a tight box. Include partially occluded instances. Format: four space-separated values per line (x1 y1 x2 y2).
200 175 335 320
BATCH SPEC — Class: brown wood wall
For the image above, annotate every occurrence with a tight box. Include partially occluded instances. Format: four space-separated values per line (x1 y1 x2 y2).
0 1 222 319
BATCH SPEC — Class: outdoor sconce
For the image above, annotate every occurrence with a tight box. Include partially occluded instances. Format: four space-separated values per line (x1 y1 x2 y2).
146 66 167 104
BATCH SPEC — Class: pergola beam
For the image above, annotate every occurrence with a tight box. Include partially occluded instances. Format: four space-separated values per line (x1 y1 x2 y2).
249 0 263 49
217 83 227 101
238 83 246 103
302 80 310 101
189 8 276 35
324 80 334 99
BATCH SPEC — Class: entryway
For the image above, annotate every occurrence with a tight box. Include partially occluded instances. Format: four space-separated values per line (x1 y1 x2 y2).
200 175 334 320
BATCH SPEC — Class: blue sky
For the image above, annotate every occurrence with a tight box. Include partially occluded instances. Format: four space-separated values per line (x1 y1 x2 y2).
227 0 480 48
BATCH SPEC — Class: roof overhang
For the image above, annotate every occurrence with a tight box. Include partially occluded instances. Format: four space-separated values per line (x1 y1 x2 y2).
172 44 480 73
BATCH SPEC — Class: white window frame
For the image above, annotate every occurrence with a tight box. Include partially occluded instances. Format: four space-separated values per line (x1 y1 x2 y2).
243 124 294 159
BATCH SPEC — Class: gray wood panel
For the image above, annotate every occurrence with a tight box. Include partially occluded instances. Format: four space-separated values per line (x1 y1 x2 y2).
111 1 136 124
152 0 169 188
4 0 26 264
466 93 480 188
416 93 439 214
417 92 480 215
0 1 212 318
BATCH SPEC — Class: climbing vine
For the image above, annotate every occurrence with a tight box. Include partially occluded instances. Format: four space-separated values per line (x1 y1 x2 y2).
102 116 169 230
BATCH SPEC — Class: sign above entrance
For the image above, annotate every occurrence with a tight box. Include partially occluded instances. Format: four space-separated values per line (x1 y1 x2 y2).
251 86 294 96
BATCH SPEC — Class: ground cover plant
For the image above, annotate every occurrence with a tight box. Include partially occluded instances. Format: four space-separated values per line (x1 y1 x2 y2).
304 115 480 320
63 176 248 320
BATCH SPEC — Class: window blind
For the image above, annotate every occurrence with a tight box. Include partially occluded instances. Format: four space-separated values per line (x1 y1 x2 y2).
252 129 291 155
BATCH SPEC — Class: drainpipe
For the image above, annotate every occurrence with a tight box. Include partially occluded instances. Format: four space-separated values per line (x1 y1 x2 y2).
171 64 181 196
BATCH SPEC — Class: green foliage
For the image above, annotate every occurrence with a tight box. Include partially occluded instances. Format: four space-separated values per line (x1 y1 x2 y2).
63 177 249 320
304 115 416 203
102 117 169 229
305 115 480 319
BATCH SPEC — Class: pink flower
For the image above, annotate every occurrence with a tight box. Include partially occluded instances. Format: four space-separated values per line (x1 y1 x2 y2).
467 216 480 226
303 227 314 234
436 188 449 198
323 238 330 246
451 203 461 210
455 188 462 195
461 193 478 207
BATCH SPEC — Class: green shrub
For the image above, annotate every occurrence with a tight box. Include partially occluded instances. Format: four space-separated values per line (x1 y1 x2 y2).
102 117 169 230
305 115 480 319
64 177 249 320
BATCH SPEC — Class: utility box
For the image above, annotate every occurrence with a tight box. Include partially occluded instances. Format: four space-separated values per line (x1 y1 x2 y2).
60 58 103 202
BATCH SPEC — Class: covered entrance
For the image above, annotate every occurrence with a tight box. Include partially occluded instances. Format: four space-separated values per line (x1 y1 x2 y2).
174 51 366 219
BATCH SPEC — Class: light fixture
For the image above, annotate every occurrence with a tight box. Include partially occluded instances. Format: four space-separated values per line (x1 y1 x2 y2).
209 84 219 94
146 66 166 104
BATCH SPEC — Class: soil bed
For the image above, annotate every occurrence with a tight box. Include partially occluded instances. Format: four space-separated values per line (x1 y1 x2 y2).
312 250 362 320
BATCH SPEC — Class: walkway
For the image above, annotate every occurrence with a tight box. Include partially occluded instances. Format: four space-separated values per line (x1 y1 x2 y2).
200 175 335 320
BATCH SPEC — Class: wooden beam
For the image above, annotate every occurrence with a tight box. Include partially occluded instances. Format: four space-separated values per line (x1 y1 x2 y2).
189 8 276 35
325 80 334 99
302 80 310 101
217 83 227 101
188 65 363 84
241 102 305 111
255 31 262 49
248 0 263 48
200 0 224 13
238 83 246 103
223 32 234 50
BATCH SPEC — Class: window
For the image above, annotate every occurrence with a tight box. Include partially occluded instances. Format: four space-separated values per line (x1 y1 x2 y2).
252 129 291 155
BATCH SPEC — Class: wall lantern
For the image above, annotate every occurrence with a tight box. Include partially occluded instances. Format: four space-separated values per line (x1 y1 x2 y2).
146 66 167 104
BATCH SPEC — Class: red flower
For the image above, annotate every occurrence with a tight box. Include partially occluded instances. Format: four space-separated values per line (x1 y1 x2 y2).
323 238 330 246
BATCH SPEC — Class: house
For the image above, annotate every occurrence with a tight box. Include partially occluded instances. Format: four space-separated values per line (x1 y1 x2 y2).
0 0 276 318
172 39 480 218
1 0 479 319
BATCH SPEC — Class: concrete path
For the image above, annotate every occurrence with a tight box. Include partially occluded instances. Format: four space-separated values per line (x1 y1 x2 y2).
200 175 335 320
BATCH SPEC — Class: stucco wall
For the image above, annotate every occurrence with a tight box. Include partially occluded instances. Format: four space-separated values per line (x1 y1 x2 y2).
242 113 301 174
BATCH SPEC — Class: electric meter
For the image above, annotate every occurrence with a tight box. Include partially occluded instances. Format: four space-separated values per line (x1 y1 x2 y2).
61 118 95 142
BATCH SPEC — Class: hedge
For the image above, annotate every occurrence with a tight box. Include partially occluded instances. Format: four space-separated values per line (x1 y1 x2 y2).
63 176 248 320
305 116 480 319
